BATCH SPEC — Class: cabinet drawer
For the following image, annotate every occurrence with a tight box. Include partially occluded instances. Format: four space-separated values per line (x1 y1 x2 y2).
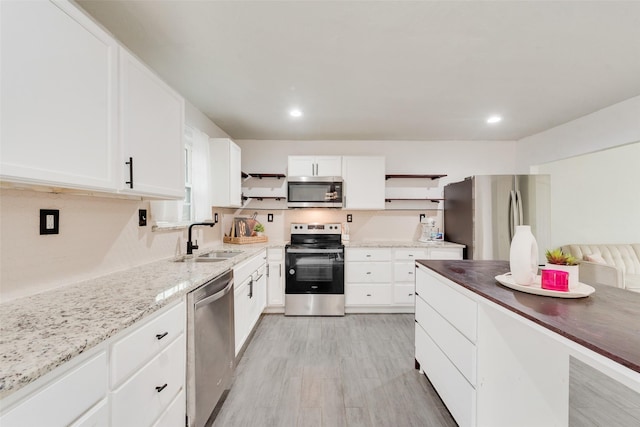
346 248 391 262
416 266 477 342
393 262 416 282
0 350 107 427
428 248 462 260
415 323 475 427
394 249 428 261
346 262 392 283
234 250 267 283
70 398 108 427
111 301 185 387
394 284 415 305
111 333 186 427
151 389 185 427
346 284 392 305
416 296 476 385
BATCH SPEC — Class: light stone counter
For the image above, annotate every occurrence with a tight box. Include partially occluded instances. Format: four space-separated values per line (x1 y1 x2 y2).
0 242 286 399
343 240 465 249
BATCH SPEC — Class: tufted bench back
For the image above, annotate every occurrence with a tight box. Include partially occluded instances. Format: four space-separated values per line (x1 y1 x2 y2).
561 244 640 274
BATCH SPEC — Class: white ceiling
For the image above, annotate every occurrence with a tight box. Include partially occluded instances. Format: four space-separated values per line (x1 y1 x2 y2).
77 0 640 141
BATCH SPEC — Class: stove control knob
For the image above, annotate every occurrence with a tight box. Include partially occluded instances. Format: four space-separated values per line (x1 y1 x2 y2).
289 269 295 275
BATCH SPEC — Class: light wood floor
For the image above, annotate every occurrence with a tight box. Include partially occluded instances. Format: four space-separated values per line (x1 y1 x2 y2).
213 314 457 427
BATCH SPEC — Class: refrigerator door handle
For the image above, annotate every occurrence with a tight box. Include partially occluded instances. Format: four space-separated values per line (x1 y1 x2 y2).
509 190 518 240
516 190 524 226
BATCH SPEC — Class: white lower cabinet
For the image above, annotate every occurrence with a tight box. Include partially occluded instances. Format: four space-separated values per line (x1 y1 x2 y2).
111 335 186 427
345 246 462 311
267 248 284 308
345 248 392 307
233 250 267 356
415 264 477 427
70 398 109 427
152 389 186 427
0 350 108 427
0 300 188 427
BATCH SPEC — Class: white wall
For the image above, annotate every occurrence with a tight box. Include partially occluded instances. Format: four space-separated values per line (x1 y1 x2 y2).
185 100 230 138
533 142 640 247
516 96 640 170
518 96 640 248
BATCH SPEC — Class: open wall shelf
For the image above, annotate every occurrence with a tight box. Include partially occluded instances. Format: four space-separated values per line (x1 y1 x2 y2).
385 174 447 180
243 172 286 179
385 198 443 203
242 196 286 201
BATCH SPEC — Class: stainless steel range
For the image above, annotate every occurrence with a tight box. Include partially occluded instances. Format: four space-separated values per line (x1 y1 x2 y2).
285 223 345 316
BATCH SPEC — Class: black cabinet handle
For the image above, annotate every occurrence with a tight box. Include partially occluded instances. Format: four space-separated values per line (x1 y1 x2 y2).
125 157 134 188
155 384 168 393
156 332 168 340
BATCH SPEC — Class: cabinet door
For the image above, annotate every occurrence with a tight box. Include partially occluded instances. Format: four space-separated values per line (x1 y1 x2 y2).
342 156 385 209
288 156 316 176
210 138 242 207
315 156 342 176
1 0 117 191
233 277 251 356
119 48 185 199
0 350 108 427
229 141 242 207
267 261 284 306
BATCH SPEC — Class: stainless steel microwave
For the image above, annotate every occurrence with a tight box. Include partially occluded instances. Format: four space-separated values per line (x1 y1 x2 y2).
287 176 343 208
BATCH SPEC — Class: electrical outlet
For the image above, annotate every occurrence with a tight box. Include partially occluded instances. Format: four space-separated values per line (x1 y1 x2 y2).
347 214 353 223
40 209 59 235
267 213 274 222
139 209 147 226
419 214 426 222
214 213 219 223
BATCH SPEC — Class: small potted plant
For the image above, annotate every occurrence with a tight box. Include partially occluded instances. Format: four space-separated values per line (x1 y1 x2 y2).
253 223 265 237
545 249 580 290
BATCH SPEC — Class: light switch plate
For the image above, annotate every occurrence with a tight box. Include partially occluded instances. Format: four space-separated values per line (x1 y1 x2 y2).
139 209 147 226
267 213 274 222
40 209 59 235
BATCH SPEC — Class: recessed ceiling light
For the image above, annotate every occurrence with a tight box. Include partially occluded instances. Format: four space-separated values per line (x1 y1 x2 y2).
289 109 303 118
487 115 502 124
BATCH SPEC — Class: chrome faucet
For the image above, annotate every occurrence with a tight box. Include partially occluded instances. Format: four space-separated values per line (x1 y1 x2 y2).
187 222 215 255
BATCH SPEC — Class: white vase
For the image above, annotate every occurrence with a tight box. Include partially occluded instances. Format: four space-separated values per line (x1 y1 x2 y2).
545 264 580 290
509 225 539 285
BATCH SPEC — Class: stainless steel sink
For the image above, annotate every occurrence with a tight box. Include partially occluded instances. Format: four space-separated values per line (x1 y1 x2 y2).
172 250 242 263
198 251 242 260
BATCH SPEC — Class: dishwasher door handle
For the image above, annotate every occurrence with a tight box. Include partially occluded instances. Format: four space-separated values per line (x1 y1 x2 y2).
194 279 234 309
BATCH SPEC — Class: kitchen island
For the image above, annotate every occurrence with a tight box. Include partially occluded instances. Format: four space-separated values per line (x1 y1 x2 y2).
415 259 640 427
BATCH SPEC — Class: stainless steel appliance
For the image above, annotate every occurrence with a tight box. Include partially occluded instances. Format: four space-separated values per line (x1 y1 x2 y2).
287 176 343 208
444 175 551 264
285 223 345 316
186 270 235 427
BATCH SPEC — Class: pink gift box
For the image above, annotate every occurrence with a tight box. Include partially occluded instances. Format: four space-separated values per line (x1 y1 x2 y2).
541 269 569 292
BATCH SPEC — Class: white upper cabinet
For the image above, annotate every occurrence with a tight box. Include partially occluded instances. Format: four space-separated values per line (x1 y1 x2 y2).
118 48 185 199
288 156 342 177
210 138 242 207
0 0 118 191
342 156 386 209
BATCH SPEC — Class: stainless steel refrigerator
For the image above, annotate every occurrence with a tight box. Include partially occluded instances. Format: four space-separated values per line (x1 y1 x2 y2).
444 175 551 264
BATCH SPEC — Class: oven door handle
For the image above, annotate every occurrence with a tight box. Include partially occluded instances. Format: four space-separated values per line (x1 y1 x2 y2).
286 248 344 254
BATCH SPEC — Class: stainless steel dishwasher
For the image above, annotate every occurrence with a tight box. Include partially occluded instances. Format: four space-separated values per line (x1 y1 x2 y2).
186 270 235 427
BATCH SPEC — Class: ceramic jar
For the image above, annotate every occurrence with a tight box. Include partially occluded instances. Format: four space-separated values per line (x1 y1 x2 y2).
509 225 539 285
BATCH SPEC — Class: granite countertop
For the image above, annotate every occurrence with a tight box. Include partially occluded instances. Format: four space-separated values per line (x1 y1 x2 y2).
0 242 285 400
417 260 640 374
344 240 465 248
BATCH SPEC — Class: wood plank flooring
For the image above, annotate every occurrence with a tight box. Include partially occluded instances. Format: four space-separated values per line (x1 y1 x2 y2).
213 314 457 427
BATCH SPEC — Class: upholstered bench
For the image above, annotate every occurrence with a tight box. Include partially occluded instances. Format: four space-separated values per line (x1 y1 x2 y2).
561 244 640 293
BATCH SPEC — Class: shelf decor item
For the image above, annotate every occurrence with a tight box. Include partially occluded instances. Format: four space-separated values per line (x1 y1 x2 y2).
509 225 539 285
545 248 580 290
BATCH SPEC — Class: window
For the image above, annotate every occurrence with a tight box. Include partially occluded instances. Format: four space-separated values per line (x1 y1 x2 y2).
183 132 194 222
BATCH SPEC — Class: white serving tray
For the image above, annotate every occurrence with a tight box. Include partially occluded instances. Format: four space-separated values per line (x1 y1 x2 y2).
495 273 595 298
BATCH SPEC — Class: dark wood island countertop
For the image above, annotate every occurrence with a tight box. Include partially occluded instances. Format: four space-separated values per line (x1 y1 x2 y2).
417 260 640 374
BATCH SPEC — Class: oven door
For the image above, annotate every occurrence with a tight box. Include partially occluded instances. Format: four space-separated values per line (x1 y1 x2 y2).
285 248 344 294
